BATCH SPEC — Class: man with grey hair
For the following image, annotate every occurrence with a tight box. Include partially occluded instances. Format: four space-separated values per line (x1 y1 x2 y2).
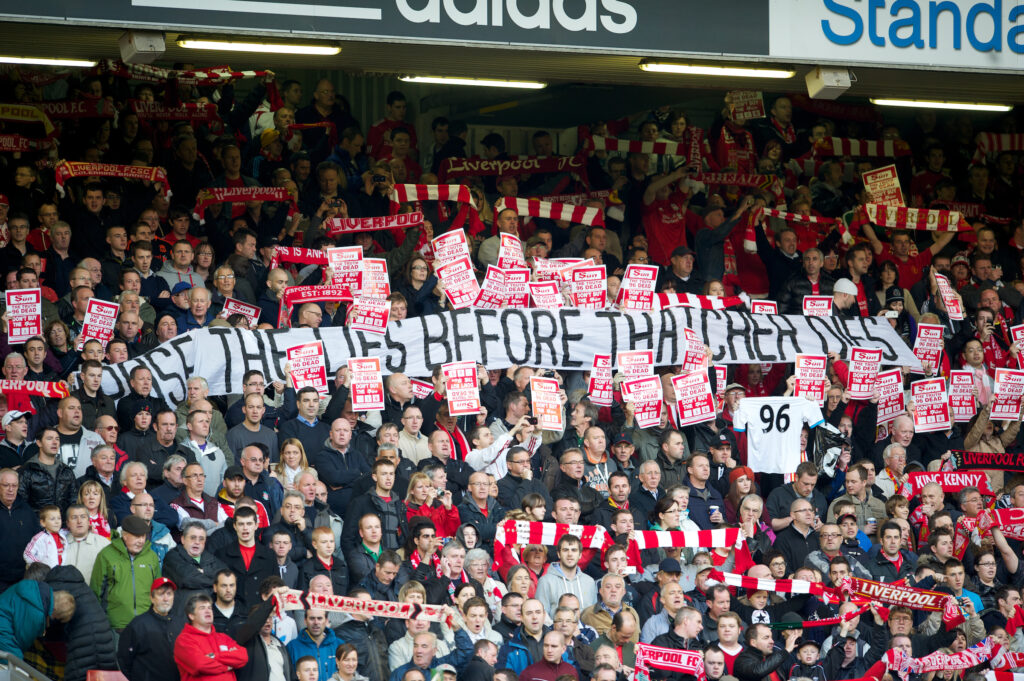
651 606 704 652
870 414 919 473
152 454 188 507
628 459 664 522
162 519 226 612
176 377 228 440
876 443 908 500
177 284 214 330
778 247 835 314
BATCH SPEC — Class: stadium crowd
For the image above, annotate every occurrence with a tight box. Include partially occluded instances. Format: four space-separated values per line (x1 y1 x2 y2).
0 63 1023 681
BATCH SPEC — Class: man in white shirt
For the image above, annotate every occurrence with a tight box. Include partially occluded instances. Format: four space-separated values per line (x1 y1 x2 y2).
62 503 110 583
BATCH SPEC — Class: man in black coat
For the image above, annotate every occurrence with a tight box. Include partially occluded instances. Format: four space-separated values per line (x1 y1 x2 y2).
162 521 228 616
213 506 277 608
0 468 39 591
462 640 499 681
334 588 390 681
733 623 800 681
496 446 552 512
118 576 184 681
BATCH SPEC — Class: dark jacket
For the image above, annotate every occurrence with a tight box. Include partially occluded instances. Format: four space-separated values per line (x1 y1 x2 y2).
777 270 837 315
235 597 293 681
496 473 552 512
551 472 602 520
733 645 789 681
131 434 190 487
679 474 723 531
162 545 227 614
115 390 171 432
335 618 389 681
214 541 278 609
0 497 40 584
300 551 350 595
277 418 331 466
774 525 820 575
18 455 78 512
72 386 116 429
455 496 507 548
118 606 184 681
867 548 917 582
46 565 119 681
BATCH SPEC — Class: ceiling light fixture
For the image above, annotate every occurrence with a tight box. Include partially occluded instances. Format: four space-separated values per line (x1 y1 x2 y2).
0 56 97 68
639 61 795 78
870 98 1011 112
176 39 340 55
399 75 546 89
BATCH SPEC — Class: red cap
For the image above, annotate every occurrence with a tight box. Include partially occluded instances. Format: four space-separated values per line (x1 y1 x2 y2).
151 577 177 593
0 195 9 206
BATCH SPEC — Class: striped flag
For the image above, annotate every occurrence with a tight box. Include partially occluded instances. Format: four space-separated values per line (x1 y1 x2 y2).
494 196 604 227
706 569 838 601
815 137 911 158
588 135 685 157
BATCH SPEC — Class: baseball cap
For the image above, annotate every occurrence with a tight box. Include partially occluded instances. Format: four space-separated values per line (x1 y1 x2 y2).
712 432 732 447
614 432 633 446
671 246 695 259
951 253 970 268
834 278 858 296
121 515 150 537
724 383 746 394
223 465 245 480
151 577 177 593
659 558 682 574
0 194 8 206
885 286 904 305
434 665 457 675
2 410 29 428
837 513 859 525
171 282 193 295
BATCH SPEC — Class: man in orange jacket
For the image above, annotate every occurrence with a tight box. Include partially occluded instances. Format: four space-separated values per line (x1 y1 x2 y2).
174 593 249 681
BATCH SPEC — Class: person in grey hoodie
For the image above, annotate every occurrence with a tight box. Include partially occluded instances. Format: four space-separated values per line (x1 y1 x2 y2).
534 534 597 616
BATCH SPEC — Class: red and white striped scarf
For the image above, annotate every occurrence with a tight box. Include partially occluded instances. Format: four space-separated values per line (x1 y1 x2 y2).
494 196 604 227
855 203 970 232
706 569 838 601
991 647 1024 671
268 246 328 271
758 207 851 246
389 184 484 236
494 519 613 551
588 135 685 156
192 187 296 223
813 137 911 158
973 133 1024 164
633 529 742 551
987 673 1024 681
658 292 746 310
634 644 706 681
98 59 271 85
886 637 995 678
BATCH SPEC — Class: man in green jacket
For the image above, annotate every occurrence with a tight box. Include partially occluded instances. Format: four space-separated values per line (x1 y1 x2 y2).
90 515 161 630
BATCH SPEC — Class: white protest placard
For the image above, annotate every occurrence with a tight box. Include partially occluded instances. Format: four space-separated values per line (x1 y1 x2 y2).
875 368 905 425
617 350 654 381
76 299 119 350
948 370 977 423
794 354 828 405
5 288 41 344
346 296 390 334
570 264 607 309
431 229 470 266
728 90 765 121
497 233 527 269
410 378 434 399
442 360 480 416
474 266 507 310
934 274 964 321
913 323 945 368
991 368 1024 421
504 268 530 308
616 264 659 312
288 341 328 394
847 347 882 400
533 257 582 283
218 297 260 326
530 376 564 431
714 365 728 409
911 378 951 433
588 354 613 406
672 371 717 426
680 328 708 374
528 280 563 309
621 375 663 428
435 256 480 310
750 300 778 315
802 295 833 316
349 356 385 411
326 246 363 299
1012 323 1024 348
862 164 905 207
360 258 391 299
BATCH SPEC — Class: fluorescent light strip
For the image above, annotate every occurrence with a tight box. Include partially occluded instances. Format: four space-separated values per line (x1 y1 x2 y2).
870 98 1011 112
399 76 546 89
176 39 339 55
640 62 795 79
0 56 97 68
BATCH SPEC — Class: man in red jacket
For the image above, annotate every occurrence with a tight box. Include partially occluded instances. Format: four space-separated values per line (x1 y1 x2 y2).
174 593 249 681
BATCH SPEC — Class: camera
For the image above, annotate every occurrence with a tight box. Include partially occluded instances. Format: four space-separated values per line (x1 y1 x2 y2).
884 310 899 318
527 417 539 425
372 174 388 183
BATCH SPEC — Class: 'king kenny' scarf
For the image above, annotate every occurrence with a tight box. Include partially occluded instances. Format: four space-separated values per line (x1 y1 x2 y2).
438 154 589 185
389 184 484 236
268 246 328 272
0 380 70 399
812 137 912 158
274 589 450 624
192 187 296 223
55 160 170 198
904 471 995 497
854 203 970 232
277 285 353 328
634 643 706 681
494 196 604 227
951 449 1024 473
326 212 424 237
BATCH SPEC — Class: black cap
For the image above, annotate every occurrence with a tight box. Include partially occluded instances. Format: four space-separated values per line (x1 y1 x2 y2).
614 432 633 445
659 558 682 573
223 465 245 480
121 515 150 537
671 246 695 259
885 286 904 305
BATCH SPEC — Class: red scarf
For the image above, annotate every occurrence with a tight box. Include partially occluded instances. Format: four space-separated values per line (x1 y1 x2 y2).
771 118 796 145
55 161 170 198
192 187 296 224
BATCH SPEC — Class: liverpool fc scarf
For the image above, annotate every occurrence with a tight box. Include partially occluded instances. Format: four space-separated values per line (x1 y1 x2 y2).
439 155 588 185
268 246 328 271
278 285 352 328
976 508 1024 542
130 99 219 123
951 449 1024 473
856 203 970 232
0 103 55 136
327 212 424 237
55 161 170 197
813 137 911 158
275 590 450 623
0 134 54 152
39 99 116 120
192 187 296 223
634 643 706 681
885 637 995 678
494 196 604 227
0 379 70 399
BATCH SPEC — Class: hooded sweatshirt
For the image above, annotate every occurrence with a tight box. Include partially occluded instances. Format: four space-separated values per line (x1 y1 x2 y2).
535 561 597 616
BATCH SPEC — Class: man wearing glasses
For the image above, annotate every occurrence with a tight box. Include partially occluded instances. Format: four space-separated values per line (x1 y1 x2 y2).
170 462 229 533
225 370 287 430
774 499 820 572
804 523 872 584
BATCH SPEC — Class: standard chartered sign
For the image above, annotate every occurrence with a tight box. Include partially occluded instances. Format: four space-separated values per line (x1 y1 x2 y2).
769 0 1024 71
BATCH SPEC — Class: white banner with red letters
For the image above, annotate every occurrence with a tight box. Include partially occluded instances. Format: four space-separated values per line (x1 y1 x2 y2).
621 375 663 428
876 368 906 425
346 297 390 334
992 368 1024 421
794 354 828 405
803 295 833 316
847 347 882 400
442 361 480 416
912 378 951 433
218 297 260 326
948 370 977 422
76 299 119 350
5 289 42 344
288 341 328 395
672 371 717 426
349 357 385 411
588 354 613 407
530 376 563 431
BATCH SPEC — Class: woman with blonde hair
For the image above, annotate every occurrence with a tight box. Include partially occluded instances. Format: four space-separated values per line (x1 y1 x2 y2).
78 480 113 538
404 471 460 537
271 439 309 489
